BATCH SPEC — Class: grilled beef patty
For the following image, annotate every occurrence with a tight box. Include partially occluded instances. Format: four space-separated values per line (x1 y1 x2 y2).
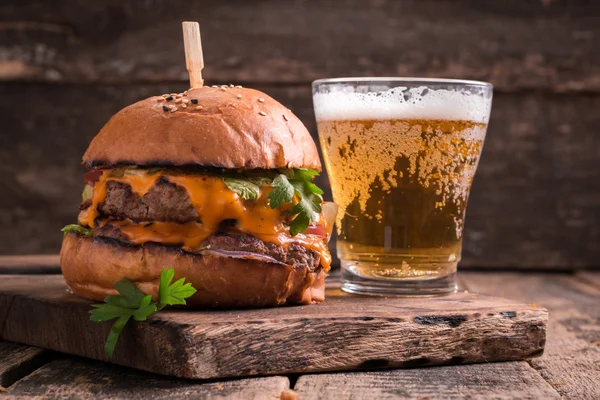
82 178 320 270
99 178 199 223
94 225 321 270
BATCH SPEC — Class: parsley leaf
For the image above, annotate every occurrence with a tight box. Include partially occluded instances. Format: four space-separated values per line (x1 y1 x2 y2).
289 180 323 235
267 174 295 208
133 295 157 321
222 176 273 200
158 267 176 305
114 278 146 307
222 177 261 200
293 168 320 181
89 268 196 359
61 224 92 237
158 267 197 309
266 169 324 236
289 212 310 236
305 181 324 195
104 315 131 359
90 304 133 322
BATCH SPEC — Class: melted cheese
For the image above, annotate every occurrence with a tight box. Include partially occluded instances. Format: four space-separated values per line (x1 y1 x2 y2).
83 170 331 271
86 170 108 228
167 175 284 237
104 220 213 250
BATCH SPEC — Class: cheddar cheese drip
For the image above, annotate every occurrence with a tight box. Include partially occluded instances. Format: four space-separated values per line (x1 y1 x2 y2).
80 169 331 271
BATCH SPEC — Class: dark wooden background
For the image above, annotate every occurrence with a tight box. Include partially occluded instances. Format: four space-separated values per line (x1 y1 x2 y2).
1 0 599 269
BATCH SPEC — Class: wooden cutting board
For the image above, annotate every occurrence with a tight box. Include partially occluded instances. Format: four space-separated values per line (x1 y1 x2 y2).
0 274 547 379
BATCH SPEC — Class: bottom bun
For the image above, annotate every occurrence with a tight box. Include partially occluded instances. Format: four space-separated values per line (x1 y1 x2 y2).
60 233 325 307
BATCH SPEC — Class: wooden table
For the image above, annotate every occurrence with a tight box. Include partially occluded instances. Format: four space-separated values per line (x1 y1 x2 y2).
1 259 599 399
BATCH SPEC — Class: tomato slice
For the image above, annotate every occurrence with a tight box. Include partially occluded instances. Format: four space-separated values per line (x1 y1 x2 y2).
305 225 327 237
84 169 103 185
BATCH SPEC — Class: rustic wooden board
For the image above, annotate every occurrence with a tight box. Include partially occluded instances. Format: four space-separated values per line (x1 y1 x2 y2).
462 272 600 399
0 274 546 380
1 0 598 91
1 84 599 269
293 361 560 400
5 358 289 400
0 341 52 388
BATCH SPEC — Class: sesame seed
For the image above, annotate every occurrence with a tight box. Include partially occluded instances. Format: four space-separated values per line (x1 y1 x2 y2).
235 85 242 88
162 94 169 98
181 104 187 108
220 87 227 91
170 93 178 96
162 105 169 112
191 99 198 104
259 111 267 116
196 105 203 110
170 107 177 113
258 98 265 103
175 94 183 99
157 97 166 102
182 99 189 104
236 94 242 99
183 90 188 95
175 98 183 104
212 85 218 88
229 84 234 87
283 114 289 121
166 96 173 101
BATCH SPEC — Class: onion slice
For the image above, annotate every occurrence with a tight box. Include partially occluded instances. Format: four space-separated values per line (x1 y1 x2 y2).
200 248 290 266
322 202 339 237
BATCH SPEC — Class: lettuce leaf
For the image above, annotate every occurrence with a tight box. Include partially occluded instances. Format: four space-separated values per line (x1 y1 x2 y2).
61 224 92 237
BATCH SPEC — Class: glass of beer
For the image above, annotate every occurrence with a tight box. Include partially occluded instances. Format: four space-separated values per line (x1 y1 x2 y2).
312 78 493 295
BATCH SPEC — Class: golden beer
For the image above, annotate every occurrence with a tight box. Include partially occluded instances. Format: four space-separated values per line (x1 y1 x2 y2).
313 79 492 294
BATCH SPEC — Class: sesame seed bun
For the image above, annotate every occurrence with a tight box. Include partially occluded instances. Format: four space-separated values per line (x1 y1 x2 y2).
60 233 326 308
82 86 321 170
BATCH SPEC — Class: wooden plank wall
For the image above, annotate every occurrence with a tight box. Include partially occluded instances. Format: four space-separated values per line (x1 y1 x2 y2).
0 1 599 269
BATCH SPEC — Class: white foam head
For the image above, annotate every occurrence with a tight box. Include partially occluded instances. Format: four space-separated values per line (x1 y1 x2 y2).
313 86 492 124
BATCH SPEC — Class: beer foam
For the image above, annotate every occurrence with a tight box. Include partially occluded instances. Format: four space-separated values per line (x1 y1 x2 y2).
313 86 491 123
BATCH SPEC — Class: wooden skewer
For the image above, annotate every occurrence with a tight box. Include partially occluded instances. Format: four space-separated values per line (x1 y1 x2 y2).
182 21 204 88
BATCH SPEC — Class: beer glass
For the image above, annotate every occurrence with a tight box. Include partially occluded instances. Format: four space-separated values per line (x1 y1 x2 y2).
312 78 493 295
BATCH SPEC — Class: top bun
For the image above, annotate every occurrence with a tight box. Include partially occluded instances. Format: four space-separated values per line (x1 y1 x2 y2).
83 87 321 170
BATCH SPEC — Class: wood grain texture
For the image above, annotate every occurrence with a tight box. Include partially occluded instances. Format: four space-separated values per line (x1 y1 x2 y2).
0 275 546 379
0 255 59 274
5 358 289 399
293 361 560 400
1 83 599 269
576 271 600 290
462 272 600 400
0 341 52 387
0 0 598 91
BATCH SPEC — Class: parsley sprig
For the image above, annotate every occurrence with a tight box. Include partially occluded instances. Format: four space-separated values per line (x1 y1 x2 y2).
268 169 324 235
90 268 196 358
221 168 323 236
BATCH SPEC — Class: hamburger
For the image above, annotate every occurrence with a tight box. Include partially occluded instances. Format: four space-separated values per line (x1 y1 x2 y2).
60 86 337 308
